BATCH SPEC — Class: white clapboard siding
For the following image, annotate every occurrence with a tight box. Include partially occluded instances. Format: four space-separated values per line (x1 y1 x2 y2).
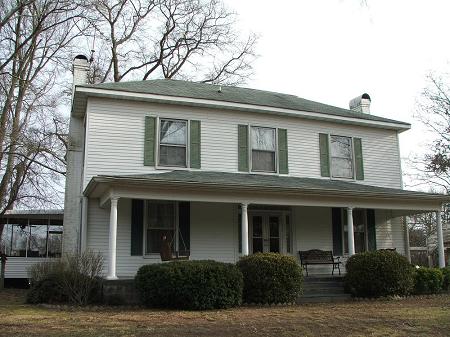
190 202 236 262
83 97 402 189
375 210 406 255
4 257 52 279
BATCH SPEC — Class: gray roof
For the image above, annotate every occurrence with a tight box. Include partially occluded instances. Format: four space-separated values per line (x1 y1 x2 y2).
86 171 449 201
0 209 64 220
80 79 410 127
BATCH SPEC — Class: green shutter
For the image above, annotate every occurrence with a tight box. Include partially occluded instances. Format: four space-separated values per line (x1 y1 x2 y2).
238 125 249 172
178 202 190 256
319 133 330 177
332 208 343 255
354 137 364 180
278 128 288 174
144 116 156 166
367 209 377 251
190 120 201 168
131 199 144 256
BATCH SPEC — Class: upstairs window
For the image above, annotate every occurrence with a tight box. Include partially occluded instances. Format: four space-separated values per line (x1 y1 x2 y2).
330 135 353 179
251 126 276 172
159 119 187 167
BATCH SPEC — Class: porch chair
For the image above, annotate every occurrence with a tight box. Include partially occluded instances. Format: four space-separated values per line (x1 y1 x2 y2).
159 232 190 262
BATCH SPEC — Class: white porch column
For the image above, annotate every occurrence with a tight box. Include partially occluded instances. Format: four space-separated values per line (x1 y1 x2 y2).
241 203 249 256
106 197 119 280
347 207 355 256
404 217 411 263
436 210 446 268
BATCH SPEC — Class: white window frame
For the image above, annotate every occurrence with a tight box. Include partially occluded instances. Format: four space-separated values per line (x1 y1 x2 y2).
157 117 189 169
249 125 278 174
328 134 357 180
143 200 179 257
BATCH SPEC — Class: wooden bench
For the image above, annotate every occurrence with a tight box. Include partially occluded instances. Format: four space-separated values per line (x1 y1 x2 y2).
298 249 341 276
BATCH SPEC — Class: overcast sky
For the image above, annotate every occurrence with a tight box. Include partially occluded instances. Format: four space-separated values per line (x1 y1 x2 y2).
224 0 450 188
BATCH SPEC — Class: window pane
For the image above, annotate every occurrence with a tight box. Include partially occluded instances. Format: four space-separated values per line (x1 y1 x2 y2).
48 225 63 258
331 136 352 158
148 203 175 229
252 150 275 172
332 157 353 178
331 135 353 178
11 225 28 257
252 216 263 237
29 225 47 257
160 120 186 145
270 238 280 253
146 202 175 254
159 145 186 167
251 127 275 151
269 217 279 237
253 238 263 253
0 224 12 255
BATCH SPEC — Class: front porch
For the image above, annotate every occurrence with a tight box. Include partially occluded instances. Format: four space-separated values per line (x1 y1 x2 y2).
83 171 449 279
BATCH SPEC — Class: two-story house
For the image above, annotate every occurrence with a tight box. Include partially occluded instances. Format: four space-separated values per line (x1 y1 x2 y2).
64 55 448 280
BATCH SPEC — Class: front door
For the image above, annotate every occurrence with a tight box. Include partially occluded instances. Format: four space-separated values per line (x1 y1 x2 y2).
250 213 281 253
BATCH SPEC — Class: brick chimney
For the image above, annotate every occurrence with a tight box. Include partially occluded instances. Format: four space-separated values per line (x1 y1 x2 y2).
72 54 89 92
349 93 371 114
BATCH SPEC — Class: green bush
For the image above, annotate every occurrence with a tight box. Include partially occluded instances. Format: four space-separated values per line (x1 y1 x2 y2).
442 267 450 291
414 267 444 294
27 251 104 305
237 253 303 304
345 250 414 298
135 260 243 310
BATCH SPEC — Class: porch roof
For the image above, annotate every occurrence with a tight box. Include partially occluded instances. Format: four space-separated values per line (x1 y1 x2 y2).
85 171 450 209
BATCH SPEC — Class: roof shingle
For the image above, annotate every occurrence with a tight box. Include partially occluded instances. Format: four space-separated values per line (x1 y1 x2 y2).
81 79 410 126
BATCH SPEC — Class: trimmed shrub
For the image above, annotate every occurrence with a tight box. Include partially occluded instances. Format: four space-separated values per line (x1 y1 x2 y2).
442 267 450 291
135 260 243 310
237 253 303 304
345 250 414 298
414 267 444 294
27 251 103 305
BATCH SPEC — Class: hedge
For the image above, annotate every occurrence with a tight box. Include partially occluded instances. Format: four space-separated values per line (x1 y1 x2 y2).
442 267 450 291
237 253 303 304
135 260 243 310
345 250 414 298
414 267 444 294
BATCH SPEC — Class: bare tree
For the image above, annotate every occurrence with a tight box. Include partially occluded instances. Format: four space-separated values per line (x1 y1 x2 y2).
405 73 450 193
82 0 257 84
0 0 86 242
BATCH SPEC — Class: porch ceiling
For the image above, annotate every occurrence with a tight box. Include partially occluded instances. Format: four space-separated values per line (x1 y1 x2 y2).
84 171 450 212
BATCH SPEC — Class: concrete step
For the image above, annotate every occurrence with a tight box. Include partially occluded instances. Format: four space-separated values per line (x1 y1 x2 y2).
303 283 344 288
297 293 352 303
303 276 345 282
303 287 347 295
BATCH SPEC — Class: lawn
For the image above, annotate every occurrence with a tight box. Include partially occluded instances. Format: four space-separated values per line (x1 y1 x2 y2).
0 289 449 337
